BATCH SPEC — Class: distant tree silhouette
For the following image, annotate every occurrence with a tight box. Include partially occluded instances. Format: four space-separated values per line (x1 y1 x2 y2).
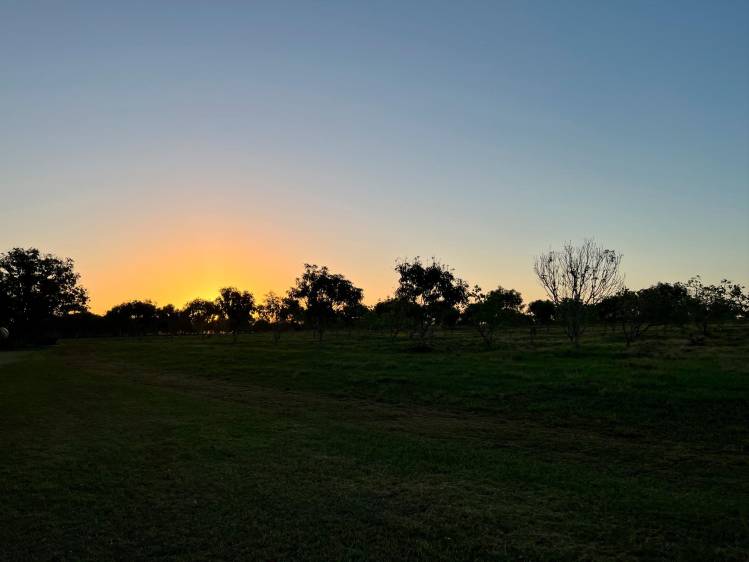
594 295 620 333
183 298 221 335
281 293 305 327
342 301 369 334
257 291 308 342
639 282 690 331
464 286 524 347
55 311 107 338
371 297 418 338
610 289 651 346
0 247 89 342
5 243 746 351
156 304 182 335
686 277 747 335
216 287 255 342
104 300 158 336
394 257 469 346
527 299 555 331
289 264 363 341
534 240 623 346
257 292 284 342
599 282 692 344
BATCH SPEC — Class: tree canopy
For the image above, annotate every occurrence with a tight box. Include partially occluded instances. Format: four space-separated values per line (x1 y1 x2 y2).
0 247 89 341
289 264 363 340
104 300 158 336
464 286 524 347
216 287 255 341
394 257 469 344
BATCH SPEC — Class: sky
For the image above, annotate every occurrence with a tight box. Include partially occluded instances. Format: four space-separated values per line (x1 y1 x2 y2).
1 0 748 313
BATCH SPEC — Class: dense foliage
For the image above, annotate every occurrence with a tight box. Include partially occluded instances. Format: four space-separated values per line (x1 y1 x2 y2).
288 264 364 341
0 248 89 343
393 258 469 344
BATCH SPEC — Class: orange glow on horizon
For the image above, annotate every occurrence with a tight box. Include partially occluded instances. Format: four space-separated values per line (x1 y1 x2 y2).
67 204 546 314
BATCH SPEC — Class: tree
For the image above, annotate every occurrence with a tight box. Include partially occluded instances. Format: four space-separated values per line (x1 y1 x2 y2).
594 295 619 333
533 240 623 346
256 291 298 343
598 283 692 345
104 300 158 336
464 286 524 347
183 298 221 335
527 299 555 331
280 293 305 327
216 287 255 342
371 297 418 338
609 289 648 346
289 264 363 341
341 301 369 334
156 304 182 335
0 247 89 342
686 277 746 335
637 282 690 332
394 257 469 345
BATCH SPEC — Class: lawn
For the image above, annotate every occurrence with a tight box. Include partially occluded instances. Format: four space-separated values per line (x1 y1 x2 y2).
1 327 748 560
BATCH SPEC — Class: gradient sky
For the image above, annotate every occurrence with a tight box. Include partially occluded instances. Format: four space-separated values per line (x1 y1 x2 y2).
2 1 748 313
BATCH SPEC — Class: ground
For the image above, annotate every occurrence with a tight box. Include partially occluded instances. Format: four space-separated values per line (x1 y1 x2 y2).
1 326 748 561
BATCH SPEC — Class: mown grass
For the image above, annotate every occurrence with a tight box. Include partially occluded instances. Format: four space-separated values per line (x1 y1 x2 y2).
1 326 748 560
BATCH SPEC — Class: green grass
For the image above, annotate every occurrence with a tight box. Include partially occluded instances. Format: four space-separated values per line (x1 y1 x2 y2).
1 326 748 560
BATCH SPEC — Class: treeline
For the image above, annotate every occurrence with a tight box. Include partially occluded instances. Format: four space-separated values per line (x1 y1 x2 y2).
1 244 747 348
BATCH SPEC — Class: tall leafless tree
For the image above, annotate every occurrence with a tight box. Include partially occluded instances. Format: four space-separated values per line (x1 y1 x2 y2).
533 240 623 346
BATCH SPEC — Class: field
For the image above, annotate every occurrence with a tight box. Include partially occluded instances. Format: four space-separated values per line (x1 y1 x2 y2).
1 327 748 561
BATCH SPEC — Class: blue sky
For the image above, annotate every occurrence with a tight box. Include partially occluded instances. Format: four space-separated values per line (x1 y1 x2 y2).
1 1 747 310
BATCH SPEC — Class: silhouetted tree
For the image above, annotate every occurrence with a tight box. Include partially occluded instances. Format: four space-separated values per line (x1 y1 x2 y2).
281 293 305 327
394 257 469 345
594 296 619 333
527 299 555 331
464 286 524 347
183 298 221 335
342 301 369 334
55 311 107 338
686 277 746 335
638 282 690 331
257 291 297 343
372 297 418 338
534 240 623 346
216 287 255 342
610 289 648 346
289 264 363 341
0 247 89 343
156 304 181 335
104 300 158 336
599 282 693 345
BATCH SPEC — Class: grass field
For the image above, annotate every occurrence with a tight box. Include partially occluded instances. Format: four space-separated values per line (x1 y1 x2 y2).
1 327 748 561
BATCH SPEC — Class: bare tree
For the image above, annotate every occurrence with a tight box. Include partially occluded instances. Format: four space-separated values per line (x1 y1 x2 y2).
533 240 623 346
